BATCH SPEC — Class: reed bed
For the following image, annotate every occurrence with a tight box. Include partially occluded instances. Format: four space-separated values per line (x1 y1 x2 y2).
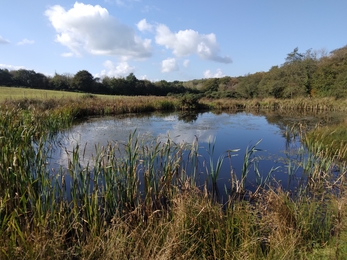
202 97 347 112
1 95 180 120
303 122 347 161
1 96 347 259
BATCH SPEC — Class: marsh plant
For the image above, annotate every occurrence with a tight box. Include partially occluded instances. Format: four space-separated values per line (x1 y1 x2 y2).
1 97 347 259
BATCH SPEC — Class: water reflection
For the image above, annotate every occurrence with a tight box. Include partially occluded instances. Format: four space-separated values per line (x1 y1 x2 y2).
48 110 346 196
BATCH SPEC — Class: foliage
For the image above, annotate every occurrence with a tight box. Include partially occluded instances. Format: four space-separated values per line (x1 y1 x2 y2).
72 70 95 92
0 69 13 86
49 73 72 90
179 93 203 110
304 121 347 160
1 44 347 100
236 72 264 99
0 98 347 259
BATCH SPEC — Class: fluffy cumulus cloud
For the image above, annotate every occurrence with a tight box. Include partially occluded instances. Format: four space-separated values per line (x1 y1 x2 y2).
17 38 35 45
161 58 178 73
45 2 152 59
136 19 153 32
204 68 224 78
155 24 232 64
0 35 10 44
96 60 135 78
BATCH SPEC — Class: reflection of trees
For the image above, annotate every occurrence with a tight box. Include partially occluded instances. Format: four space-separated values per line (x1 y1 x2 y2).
97 109 345 136
112 111 203 123
257 110 346 150
177 112 200 123
259 110 346 131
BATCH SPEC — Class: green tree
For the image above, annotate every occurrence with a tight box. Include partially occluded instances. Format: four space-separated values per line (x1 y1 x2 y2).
311 45 347 97
125 73 137 86
0 69 14 86
72 70 94 92
258 66 286 98
281 48 316 98
236 72 264 99
10 69 49 89
50 73 72 90
103 77 128 95
11 69 36 87
202 78 219 93
284 47 304 64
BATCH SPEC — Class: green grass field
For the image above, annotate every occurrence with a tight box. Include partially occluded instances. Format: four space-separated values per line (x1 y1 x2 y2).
0 86 83 101
0 86 121 101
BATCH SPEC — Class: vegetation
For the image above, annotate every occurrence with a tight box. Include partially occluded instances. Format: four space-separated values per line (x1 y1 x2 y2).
1 44 347 99
304 121 347 161
0 95 347 259
1 43 347 259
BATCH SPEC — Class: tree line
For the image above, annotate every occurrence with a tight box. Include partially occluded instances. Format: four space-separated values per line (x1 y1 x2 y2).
182 45 347 99
1 44 346 99
0 69 196 96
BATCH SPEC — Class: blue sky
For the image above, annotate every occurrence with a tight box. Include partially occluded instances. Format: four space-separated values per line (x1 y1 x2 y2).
1 0 346 82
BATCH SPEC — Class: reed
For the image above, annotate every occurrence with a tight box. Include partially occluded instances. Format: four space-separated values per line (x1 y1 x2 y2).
1 96 347 259
304 121 347 161
202 97 347 112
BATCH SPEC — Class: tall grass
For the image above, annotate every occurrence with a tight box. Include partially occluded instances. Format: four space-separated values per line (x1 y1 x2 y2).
204 97 347 111
1 96 347 259
304 121 347 161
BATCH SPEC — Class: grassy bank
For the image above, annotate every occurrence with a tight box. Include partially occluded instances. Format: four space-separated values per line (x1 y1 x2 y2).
1 93 347 259
2 86 347 111
202 97 347 111
304 121 347 161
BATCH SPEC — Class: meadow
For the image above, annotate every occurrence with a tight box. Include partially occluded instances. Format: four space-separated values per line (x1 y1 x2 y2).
1 87 347 259
0 86 87 101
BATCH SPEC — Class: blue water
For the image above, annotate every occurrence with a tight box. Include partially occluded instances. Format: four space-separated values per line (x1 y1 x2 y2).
48 110 345 196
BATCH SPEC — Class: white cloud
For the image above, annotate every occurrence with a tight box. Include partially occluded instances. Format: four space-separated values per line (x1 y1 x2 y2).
0 35 10 44
155 24 232 63
137 19 153 32
17 38 35 45
0 64 25 70
161 58 178 73
45 2 152 60
204 68 224 78
183 59 190 68
96 60 135 78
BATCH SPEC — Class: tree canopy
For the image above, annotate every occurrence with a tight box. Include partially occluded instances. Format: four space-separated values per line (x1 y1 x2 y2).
1 44 347 99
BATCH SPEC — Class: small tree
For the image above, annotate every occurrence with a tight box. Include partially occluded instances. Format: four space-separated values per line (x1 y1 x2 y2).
284 47 304 65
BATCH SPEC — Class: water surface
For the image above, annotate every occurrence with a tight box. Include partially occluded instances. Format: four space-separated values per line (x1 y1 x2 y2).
49 110 346 193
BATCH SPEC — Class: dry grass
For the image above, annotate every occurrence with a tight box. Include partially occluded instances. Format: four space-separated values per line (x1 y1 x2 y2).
304 122 347 161
3 186 346 259
1 94 347 259
202 97 347 111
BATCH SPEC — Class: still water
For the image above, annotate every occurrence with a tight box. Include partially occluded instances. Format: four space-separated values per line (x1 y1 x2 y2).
49 110 345 193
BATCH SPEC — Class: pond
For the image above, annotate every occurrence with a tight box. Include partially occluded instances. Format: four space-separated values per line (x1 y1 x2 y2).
48 110 346 198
